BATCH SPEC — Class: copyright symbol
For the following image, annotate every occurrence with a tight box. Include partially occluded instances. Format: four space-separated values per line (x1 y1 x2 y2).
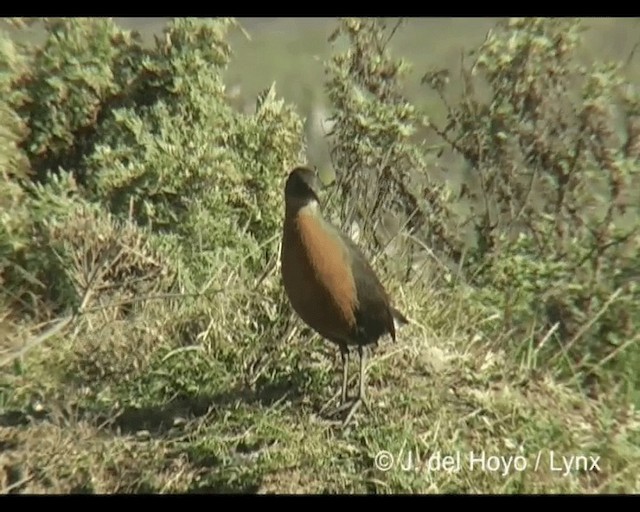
374 450 394 471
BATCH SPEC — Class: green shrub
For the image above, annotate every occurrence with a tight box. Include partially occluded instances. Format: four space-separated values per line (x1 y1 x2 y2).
324 18 459 268
423 17 640 394
0 18 305 321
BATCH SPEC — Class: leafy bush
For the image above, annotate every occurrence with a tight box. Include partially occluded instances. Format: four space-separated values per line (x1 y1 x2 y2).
421 17 640 393
324 18 459 267
321 17 639 397
0 17 304 320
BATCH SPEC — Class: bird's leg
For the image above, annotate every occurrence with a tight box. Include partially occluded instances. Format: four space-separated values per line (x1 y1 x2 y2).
340 346 349 406
341 345 371 427
357 345 371 413
319 345 350 417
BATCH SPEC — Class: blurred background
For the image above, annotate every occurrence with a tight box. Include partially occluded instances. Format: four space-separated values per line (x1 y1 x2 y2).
5 17 640 173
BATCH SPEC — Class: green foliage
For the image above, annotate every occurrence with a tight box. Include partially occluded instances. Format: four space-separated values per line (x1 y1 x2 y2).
0 30 32 284
12 18 140 182
424 17 640 390
0 17 304 319
325 18 457 262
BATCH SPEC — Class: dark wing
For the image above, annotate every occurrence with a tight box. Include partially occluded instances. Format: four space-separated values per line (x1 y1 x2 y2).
337 232 398 345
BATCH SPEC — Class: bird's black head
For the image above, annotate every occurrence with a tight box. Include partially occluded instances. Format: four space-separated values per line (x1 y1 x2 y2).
284 167 322 207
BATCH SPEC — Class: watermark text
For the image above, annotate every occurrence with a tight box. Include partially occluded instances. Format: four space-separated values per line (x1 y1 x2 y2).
373 448 601 477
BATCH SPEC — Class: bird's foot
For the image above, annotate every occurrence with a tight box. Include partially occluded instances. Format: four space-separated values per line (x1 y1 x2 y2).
340 394 371 427
317 389 344 417
320 394 370 428
320 398 353 419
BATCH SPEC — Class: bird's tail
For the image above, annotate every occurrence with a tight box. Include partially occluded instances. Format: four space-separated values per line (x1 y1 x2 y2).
391 306 409 333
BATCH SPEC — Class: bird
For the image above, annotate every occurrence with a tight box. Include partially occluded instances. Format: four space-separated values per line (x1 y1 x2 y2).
280 166 408 426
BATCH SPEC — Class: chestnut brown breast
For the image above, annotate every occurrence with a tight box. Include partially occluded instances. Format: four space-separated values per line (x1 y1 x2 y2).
281 206 358 345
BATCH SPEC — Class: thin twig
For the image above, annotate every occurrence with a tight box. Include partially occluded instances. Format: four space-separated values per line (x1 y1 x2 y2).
625 40 640 68
79 290 224 315
1 474 33 494
534 322 559 354
0 314 73 368
382 18 404 51
592 333 640 371
550 287 624 365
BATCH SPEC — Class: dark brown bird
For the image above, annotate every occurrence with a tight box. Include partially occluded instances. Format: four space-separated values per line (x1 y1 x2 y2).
280 166 408 426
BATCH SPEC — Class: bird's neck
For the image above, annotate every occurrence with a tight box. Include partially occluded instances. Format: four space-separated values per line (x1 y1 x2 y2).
285 198 321 220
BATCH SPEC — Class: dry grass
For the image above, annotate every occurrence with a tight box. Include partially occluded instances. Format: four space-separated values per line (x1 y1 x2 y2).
2 266 639 494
